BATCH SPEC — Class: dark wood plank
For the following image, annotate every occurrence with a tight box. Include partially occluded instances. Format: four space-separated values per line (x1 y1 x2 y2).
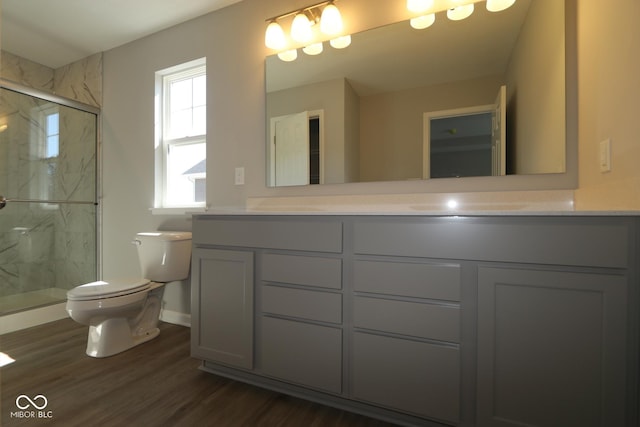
1 319 397 426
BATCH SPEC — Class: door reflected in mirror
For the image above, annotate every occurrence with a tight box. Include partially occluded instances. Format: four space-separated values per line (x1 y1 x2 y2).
266 0 566 187
268 111 323 186
425 85 506 179
428 112 494 179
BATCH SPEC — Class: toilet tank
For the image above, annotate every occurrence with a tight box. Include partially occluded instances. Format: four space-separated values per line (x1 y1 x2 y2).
135 232 192 282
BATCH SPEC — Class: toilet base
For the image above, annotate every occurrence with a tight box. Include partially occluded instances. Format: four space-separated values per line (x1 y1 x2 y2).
86 318 160 358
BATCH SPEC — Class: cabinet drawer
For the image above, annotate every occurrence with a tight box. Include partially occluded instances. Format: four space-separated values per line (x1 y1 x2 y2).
260 317 342 394
354 296 459 343
354 260 460 301
193 217 343 253
353 217 629 268
352 332 460 423
262 253 342 290
262 285 342 324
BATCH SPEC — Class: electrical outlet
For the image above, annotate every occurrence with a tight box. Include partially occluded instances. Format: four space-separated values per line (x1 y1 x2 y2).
599 139 611 173
234 167 245 185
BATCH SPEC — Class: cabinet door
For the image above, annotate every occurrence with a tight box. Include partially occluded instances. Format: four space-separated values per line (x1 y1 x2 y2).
477 267 627 427
191 248 254 369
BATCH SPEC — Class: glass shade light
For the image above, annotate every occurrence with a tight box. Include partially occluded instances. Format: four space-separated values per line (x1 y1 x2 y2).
291 12 313 43
486 0 516 12
303 42 323 55
447 3 474 20
278 49 298 62
330 35 351 49
320 3 343 36
265 21 286 50
410 14 435 29
407 0 434 13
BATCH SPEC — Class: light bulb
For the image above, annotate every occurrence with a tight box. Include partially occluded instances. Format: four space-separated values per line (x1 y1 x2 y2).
447 3 474 20
486 0 516 12
320 3 343 36
291 12 313 43
303 43 323 55
265 21 286 50
406 0 433 13
329 35 351 49
277 49 298 62
410 14 435 29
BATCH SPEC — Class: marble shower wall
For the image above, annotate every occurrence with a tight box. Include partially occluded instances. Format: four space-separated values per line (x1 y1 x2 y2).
0 86 97 299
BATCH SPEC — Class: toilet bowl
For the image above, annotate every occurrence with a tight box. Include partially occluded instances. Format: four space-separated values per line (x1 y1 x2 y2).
66 232 192 358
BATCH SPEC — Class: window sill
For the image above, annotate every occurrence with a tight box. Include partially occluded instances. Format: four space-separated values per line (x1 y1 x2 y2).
150 206 208 216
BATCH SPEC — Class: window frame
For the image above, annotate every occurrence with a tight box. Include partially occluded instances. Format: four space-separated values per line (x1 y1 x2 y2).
154 58 207 212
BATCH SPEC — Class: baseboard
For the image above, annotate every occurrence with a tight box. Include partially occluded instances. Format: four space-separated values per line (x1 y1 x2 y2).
0 303 68 335
160 309 191 327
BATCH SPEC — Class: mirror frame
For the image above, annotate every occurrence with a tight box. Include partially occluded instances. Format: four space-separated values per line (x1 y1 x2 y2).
262 0 577 195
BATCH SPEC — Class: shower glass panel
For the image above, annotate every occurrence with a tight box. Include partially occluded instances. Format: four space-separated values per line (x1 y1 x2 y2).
0 86 98 315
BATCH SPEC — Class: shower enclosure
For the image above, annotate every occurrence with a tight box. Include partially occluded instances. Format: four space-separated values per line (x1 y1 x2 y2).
0 81 99 315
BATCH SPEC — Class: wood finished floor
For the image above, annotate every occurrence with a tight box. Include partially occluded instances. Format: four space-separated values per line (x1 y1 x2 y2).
1 319 398 427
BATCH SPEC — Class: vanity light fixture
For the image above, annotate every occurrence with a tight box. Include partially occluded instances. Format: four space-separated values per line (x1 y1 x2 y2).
277 49 298 62
447 3 475 21
291 12 314 43
265 20 286 50
407 0 435 29
486 0 517 12
330 35 352 49
265 0 351 62
320 2 344 35
406 0 517 30
411 13 436 29
303 42 324 55
407 0 434 13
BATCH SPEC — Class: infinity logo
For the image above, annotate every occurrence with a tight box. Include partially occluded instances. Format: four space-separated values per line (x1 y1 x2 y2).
15 395 48 410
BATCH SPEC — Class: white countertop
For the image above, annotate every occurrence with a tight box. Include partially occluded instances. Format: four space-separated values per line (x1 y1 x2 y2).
188 191 640 217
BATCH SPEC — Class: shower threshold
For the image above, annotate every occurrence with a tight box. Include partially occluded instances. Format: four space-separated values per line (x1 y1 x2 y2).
0 287 68 316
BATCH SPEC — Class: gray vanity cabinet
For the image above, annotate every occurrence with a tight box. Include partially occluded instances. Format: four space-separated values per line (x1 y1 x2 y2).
190 247 254 369
191 214 639 427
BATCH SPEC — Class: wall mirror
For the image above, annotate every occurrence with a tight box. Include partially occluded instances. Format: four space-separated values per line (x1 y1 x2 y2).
266 0 573 188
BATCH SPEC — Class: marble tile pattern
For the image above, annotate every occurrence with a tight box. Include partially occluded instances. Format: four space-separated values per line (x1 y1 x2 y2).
0 51 54 93
54 53 103 108
0 88 97 303
1 50 102 108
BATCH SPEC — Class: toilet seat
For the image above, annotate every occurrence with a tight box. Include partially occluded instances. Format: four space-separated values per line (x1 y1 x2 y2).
67 278 151 301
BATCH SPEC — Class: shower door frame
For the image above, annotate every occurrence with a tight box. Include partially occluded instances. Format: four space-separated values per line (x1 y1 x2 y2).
0 78 103 287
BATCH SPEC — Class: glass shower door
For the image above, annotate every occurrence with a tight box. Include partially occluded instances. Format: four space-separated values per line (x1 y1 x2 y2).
0 85 98 315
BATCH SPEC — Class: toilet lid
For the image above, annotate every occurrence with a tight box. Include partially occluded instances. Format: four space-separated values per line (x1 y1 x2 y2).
67 278 151 301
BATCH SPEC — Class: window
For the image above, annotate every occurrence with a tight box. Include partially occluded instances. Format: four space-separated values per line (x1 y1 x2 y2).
155 58 206 209
45 112 60 158
29 107 60 205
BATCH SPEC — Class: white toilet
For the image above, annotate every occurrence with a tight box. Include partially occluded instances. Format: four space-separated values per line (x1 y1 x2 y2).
66 231 192 358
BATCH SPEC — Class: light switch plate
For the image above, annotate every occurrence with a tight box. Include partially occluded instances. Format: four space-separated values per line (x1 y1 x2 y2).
599 139 611 173
235 167 245 185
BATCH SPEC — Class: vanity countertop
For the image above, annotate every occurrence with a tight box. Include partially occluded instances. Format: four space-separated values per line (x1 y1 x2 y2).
197 208 640 217
193 191 640 217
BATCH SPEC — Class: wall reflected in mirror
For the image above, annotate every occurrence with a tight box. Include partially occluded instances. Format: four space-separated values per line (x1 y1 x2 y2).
266 0 566 187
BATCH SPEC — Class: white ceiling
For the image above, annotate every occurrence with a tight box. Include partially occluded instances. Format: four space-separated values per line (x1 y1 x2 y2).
1 0 244 68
